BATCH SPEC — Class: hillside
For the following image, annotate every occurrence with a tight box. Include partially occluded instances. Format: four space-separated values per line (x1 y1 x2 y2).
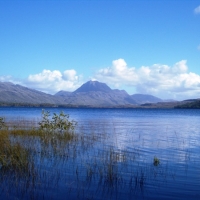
131 94 163 104
0 80 174 107
174 99 200 109
55 80 163 106
0 82 63 105
55 81 136 106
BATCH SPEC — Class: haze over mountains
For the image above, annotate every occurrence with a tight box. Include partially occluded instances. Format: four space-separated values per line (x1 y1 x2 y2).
0 80 166 107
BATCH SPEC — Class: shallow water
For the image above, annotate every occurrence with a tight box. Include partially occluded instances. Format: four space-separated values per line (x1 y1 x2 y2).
0 107 200 199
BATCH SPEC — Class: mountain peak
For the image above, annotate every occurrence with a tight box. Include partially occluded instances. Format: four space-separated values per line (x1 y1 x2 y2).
74 80 112 93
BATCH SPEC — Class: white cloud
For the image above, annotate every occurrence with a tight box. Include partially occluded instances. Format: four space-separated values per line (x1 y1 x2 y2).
26 69 82 94
198 45 200 50
0 75 21 85
194 5 200 14
94 59 200 100
28 70 62 83
1 60 200 100
63 69 78 81
0 75 13 82
96 59 138 84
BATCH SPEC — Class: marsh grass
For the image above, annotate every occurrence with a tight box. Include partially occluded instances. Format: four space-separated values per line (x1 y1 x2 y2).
0 130 30 172
0 113 190 200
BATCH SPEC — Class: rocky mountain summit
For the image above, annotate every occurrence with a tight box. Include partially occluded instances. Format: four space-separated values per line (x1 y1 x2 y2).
74 80 112 93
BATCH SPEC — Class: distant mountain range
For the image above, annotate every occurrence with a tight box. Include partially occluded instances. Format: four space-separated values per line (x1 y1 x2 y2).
55 80 163 106
0 80 196 108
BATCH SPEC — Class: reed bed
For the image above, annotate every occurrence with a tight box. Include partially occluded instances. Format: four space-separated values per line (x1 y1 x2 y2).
0 111 198 199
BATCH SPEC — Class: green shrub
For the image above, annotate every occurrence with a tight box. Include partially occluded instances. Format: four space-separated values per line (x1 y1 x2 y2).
38 110 77 133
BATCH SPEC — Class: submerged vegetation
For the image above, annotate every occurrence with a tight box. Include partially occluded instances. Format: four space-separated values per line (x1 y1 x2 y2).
153 156 160 166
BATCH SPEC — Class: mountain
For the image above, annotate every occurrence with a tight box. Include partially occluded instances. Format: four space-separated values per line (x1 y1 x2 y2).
54 90 72 98
0 80 166 107
130 94 163 104
0 82 63 105
174 99 200 109
55 81 136 106
74 80 112 93
55 81 162 106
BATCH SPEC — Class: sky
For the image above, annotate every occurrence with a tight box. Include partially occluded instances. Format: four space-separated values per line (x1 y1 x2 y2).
0 0 200 100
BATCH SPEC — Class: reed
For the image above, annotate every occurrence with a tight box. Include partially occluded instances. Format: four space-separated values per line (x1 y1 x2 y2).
0 111 189 199
0 129 31 178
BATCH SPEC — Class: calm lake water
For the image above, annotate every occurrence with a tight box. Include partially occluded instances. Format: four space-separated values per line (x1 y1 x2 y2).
0 107 200 199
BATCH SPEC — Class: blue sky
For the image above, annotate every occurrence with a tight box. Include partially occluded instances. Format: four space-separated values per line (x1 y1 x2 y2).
0 0 200 100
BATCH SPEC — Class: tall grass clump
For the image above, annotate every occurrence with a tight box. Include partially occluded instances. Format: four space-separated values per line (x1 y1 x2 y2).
9 110 77 144
0 110 79 199
0 118 30 173
0 117 6 130
0 110 78 173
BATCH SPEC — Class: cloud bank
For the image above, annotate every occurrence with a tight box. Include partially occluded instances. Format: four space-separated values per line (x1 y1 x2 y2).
1 59 200 100
94 59 200 100
25 69 82 94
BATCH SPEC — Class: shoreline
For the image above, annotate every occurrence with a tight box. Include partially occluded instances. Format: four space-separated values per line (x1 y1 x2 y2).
0 100 199 109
